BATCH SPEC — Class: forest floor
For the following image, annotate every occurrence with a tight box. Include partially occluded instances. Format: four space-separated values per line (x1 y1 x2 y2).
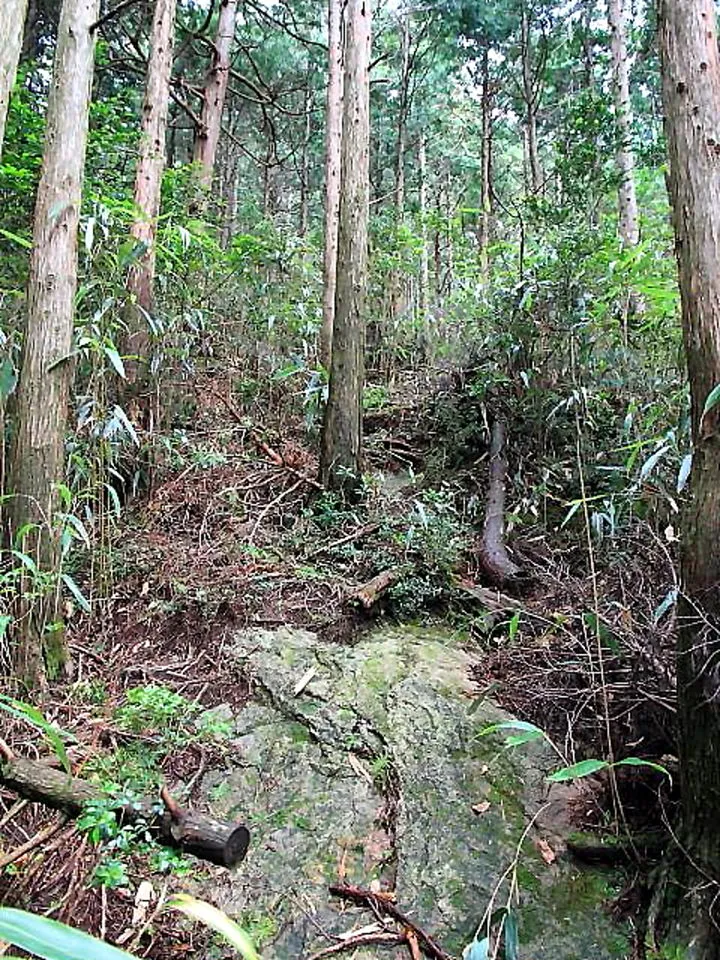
0 370 679 958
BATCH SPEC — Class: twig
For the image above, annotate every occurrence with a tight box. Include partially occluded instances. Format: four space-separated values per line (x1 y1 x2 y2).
308 933 407 960
304 524 380 560
407 929 423 960
249 476 306 544
329 885 453 960
90 0 143 32
0 813 68 869
0 738 14 762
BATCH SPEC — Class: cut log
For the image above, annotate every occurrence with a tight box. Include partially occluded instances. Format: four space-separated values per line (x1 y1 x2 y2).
350 567 407 610
1 755 249 868
479 419 522 584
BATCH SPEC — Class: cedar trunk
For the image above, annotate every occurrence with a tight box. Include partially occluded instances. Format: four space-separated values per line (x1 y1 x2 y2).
0 0 29 158
192 0 237 194
319 0 371 497
7 0 100 687
608 0 640 248
521 4 541 194
659 1 720 953
319 0 343 369
478 43 493 279
125 0 177 391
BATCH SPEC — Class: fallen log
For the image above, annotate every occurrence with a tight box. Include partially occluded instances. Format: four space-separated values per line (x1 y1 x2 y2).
0 754 249 868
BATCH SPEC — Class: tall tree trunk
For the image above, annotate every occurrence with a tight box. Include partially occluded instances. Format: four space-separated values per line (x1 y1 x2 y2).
319 0 343 369
521 4 541 194
319 0 371 498
395 13 410 217
659 2 720 954
125 0 177 398
0 0 29 158
608 0 640 247
478 43 493 280
192 0 237 195
299 77 312 237
7 0 100 688
418 134 429 320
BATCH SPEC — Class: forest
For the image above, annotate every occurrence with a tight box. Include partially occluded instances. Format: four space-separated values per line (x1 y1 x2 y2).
0 0 719 957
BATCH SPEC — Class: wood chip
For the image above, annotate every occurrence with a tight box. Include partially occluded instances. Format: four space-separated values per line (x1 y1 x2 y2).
471 801 491 816
347 753 374 785
293 667 318 696
535 838 557 864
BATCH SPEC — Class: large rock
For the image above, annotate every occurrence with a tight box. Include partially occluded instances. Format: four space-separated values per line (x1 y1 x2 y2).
200 626 629 959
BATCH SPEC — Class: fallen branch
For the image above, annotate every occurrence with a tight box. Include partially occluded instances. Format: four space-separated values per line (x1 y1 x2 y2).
205 384 323 491
329 884 453 960
349 568 407 610
479 420 522 584
1 754 249 868
308 932 408 960
0 812 69 869
304 523 380 560
455 581 525 613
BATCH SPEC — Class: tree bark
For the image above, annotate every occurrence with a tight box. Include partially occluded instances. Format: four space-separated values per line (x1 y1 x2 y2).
418 134 430 320
479 420 521 584
192 0 237 195
299 76 312 237
319 0 343 370
7 0 100 688
0 0 29 158
395 13 410 218
478 43 493 280
520 3 542 194
659 1 720 954
608 0 640 248
125 0 177 391
319 0 371 498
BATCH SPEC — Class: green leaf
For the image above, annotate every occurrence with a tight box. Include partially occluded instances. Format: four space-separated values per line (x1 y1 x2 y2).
0 614 12 640
547 759 609 782
702 383 720 418
614 757 671 779
103 346 126 379
478 720 544 738
462 938 489 960
0 908 136 960
0 696 73 774
0 227 32 249
639 445 670 483
677 453 692 493
653 588 678 625
11 549 38 576
0 357 18 399
167 895 259 960
508 611 520 641
112 404 140 447
504 910 519 960
61 574 92 614
505 730 545 748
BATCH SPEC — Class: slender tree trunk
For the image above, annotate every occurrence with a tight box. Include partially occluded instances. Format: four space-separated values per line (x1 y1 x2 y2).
125 0 177 396
319 0 343 369
659 2 720 954
299 78 312 237
320 0 371 498
521 4 541 194
478 44 493 280
418 134 429 320
192 0 237 195
8 0 100 688
608 0 640 247
0 0 29 158
395 14 410 218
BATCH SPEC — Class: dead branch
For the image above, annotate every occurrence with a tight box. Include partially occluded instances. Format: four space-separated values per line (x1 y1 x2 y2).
1 755 250 868
305 523 380 560
0 812 69 869
329 885 453 960
456 581 525 613
479 420 522 584
308 932 408 960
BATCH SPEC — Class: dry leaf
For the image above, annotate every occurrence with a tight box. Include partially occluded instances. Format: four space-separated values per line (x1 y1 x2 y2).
471 801 491 816
535 838 556 864
131 879 155 926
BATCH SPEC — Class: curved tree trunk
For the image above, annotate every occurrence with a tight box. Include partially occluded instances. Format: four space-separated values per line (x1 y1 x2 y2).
192 0 237 196
7 0 100 688
659 1 720 954
608 0 640 248
319 0 371 498
319 0 343 370
0 0 29 158
125 0 177 399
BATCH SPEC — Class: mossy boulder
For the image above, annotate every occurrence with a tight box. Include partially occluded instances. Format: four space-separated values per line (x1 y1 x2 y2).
199 625 628 959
